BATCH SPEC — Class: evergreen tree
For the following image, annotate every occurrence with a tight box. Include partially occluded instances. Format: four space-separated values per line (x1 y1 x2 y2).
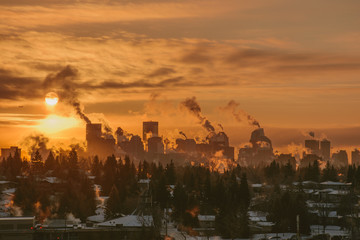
322 161 338 182
44 151 56 171
282 160 295 184
165 160 176 185
105 185 122 219
102 155 118 195
239 173 250 209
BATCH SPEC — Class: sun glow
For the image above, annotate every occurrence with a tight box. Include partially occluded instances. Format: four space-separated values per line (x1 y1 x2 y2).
45 92 59 106
37 115 80 134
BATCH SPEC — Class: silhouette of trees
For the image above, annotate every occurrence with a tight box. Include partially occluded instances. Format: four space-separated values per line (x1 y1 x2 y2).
268 190 310 234
105 185 122 219
321 161 338 182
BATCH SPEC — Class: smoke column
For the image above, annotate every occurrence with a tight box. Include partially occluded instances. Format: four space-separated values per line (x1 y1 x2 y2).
43 65 91 124
179 131 187 139
221 100 260 128
22 134 49 155
181 97 215 132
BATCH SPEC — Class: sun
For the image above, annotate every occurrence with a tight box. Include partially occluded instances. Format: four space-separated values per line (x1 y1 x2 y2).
45 92 59 106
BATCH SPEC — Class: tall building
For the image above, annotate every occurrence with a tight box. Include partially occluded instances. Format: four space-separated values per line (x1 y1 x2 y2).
250 128 272 151
237 128 273 167
176 139 197 153
351 149 360 166
143 121 158 143
320 139 331 161
1 146 21 160
148 136 164 155
332 150 348 168
305 139 320 155
86 123 115 159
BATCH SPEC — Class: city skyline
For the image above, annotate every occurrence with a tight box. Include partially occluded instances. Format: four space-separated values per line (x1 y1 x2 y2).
1 0 360 154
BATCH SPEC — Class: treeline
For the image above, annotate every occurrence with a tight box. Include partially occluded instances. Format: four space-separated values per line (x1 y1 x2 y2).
264 160 343 185
2 150 360 238
10 149 96 221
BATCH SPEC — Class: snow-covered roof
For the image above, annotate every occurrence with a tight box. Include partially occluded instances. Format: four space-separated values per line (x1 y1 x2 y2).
257 221 275 227
2 188 16 194
44 177 61 184
328 190 349 195
0 216 34 221
250 216 267 222
310 225 349 236
318 188 334 193
307 201 336 208
320 181 351 186
293 181 317 185
198 215 215 222
98 215 153 227
252 184 263 188
0 181 10 184
138 179 150 184
248 211 268 217
87 214 105 223
303 189 314 194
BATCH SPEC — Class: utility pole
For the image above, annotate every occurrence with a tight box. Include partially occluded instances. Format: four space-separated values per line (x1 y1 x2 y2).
297 215 300 240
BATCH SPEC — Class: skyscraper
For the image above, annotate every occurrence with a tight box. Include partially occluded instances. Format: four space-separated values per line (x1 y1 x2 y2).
320 139 331 161
351 149 360 166
143 121 158 143
305 139 320 155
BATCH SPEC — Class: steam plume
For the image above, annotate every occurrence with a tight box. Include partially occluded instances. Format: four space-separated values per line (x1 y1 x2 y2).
43 65 91 124
309 131 315 138
22 133 49 155
221 100 260 128
181 97 215 132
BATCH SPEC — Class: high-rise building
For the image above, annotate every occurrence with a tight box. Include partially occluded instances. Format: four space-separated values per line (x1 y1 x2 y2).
148 136 164 155
143 121 158 143
1 146 21 160
351 149 360 166
332 150 348 167
320 139 331 161
86 123 102 142
305 139 320 155
86 123 115 159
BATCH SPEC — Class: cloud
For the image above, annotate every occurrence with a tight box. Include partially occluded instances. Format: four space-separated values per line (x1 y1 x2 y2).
146 67 176 78
273 63 360 72
0 69 41 100
179 46 214 64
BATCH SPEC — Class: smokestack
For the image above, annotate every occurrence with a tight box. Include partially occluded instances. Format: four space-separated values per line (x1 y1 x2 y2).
115 127 124 136
43 65 91 124
181 97 215 133
221 100 260 128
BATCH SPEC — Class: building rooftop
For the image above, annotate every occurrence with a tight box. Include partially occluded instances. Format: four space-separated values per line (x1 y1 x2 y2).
98 215 153 227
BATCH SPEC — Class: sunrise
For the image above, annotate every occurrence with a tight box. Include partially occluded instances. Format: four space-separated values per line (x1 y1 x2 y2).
0 0 360 239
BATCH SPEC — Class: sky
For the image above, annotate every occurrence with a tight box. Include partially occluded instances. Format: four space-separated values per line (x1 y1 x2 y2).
1 0 360 155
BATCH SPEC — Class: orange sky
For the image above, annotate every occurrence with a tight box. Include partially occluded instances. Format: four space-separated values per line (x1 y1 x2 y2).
1 0 360 155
